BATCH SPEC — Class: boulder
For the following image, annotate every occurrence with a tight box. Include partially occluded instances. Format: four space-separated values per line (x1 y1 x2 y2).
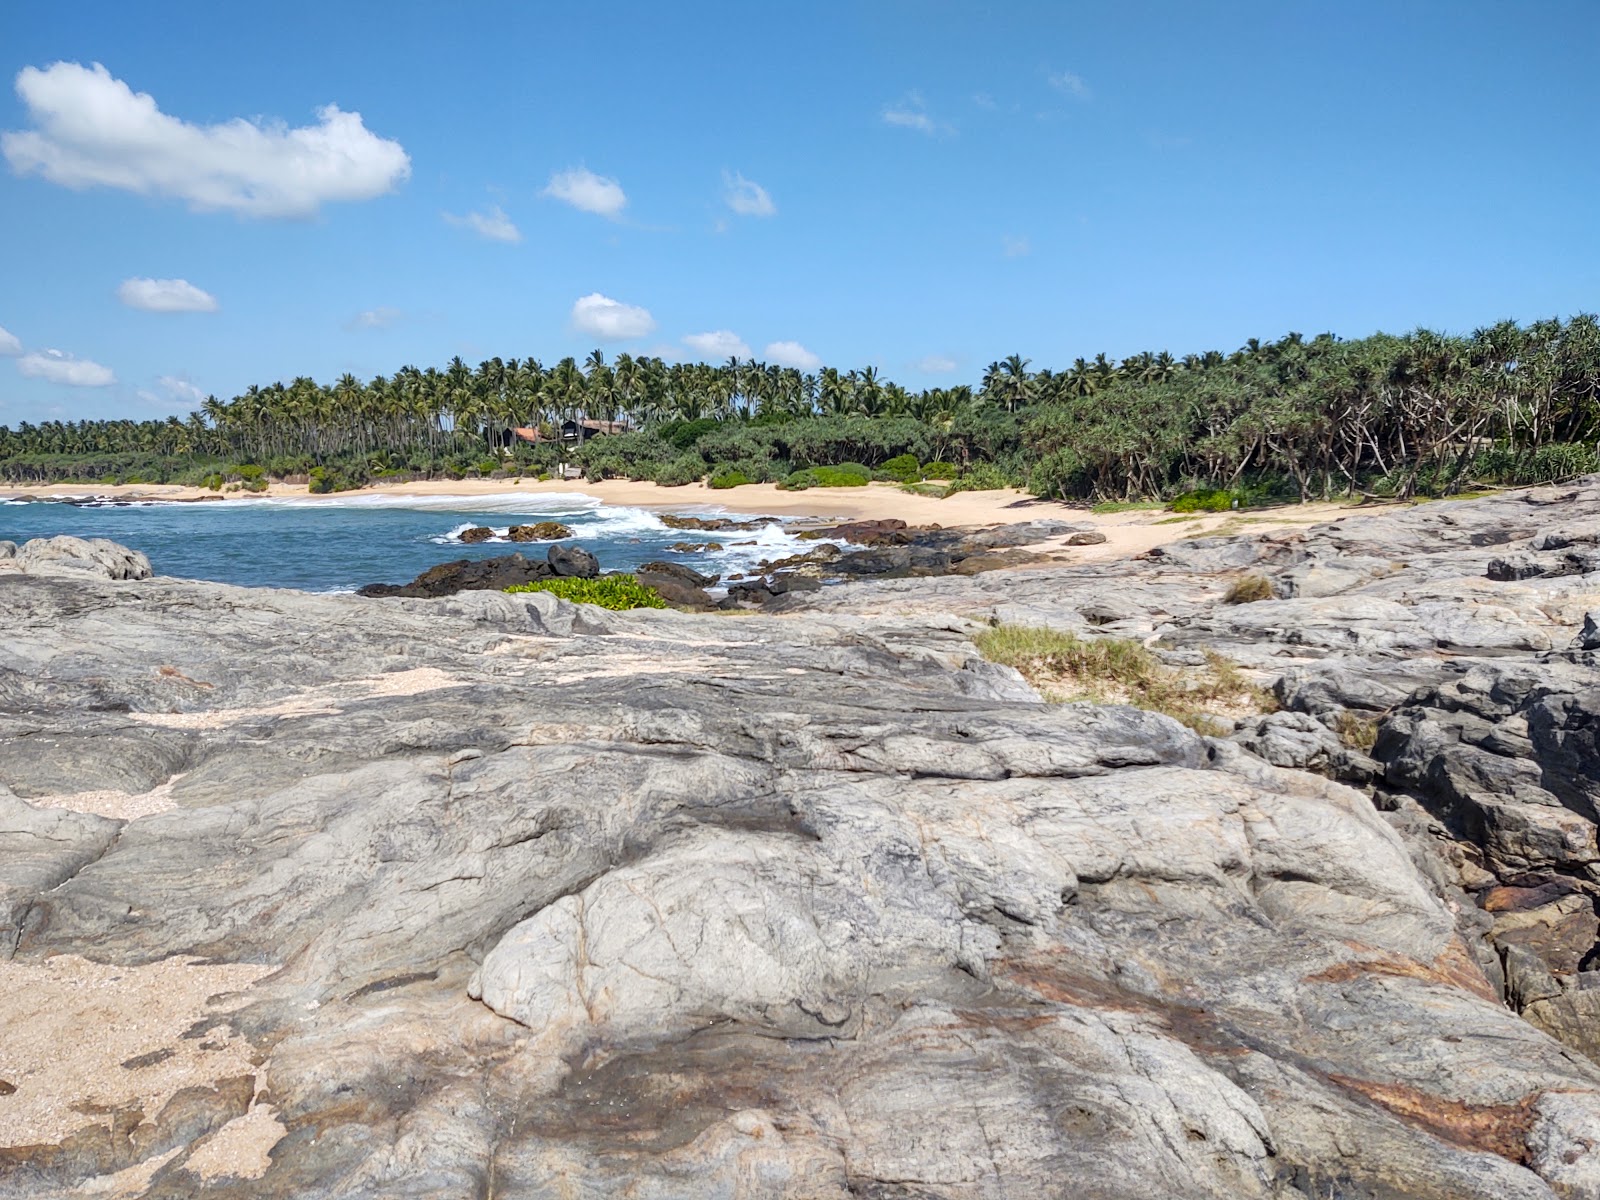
633 569 716 610
0 540 15 560
800 518 913 546
357 553 555 598
458 526 495 544
668 541 724 553
12 535 153 580
547 544 599 578
660 514 765 532
637 561 719 589
508 522 573 542
1065 530 1108 546
1574 611 1600 652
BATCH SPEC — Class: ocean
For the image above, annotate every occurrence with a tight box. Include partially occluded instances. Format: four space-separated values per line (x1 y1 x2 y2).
0 493 815 592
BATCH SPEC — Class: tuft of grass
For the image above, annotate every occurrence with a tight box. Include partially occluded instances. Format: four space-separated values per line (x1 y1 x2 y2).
1091 499 1165 515
1333 709 1379 751
1223 573 1275 604
1153 514 1205 525
505 574 667 610
972 624 1273 734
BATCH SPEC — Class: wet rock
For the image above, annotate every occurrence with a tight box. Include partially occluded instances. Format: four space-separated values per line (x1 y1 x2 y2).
458 526 495 544
800 518 912 546
357 553 555 597
660 514 766 532
636 561 719 589
632 570 716 611
668 541 724 553
508 522 574 542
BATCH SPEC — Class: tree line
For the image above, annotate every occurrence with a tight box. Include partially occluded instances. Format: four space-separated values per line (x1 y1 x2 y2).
2 315 1597 499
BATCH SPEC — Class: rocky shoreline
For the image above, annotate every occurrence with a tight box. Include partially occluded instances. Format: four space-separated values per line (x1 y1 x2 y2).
2 481 1600 1198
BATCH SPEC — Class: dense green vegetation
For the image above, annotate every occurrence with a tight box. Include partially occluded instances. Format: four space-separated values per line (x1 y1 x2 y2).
503 574 668 610
4 316 1599 501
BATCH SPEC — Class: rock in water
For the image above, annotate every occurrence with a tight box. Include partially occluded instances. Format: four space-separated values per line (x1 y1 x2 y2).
508 521 574 542
9 535 153 580
458 526 495 544
357 552 554 597
5 487 1600 1199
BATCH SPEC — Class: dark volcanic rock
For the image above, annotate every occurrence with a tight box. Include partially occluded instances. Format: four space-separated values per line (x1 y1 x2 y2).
633 569 716 610
508 521 574 542
547 544 599 578
357 553 555 598
458 526 495 544
637 561 719 589
660 514 766 532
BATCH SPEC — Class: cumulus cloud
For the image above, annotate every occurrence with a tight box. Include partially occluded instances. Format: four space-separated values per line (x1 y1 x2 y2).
2 62 411 218
117 276 218 312
570 293 654 340
541 166 626 217
882 91 949 136
722 170 775 217
763 340 821 370
345 306 403 331
683 330 752 360
443 204 521 243
18 348 114 386
0 325 20 355
1048 70 1091 99
913 355 958 374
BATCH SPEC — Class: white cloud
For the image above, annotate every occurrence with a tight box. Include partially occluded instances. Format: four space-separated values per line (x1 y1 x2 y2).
346 306 403 331
541 166 626 217
763 340 821 370
1002 235 1032 258
117 276 218 312
683 330 752 360
722 170 775 217
137 374 205 407
570 293 654 340
882 91 949 136
0 325 20 355
18 348 114 386
913 355 958 374
2 62 410 218
1048 70 1091 99
443 203 521 243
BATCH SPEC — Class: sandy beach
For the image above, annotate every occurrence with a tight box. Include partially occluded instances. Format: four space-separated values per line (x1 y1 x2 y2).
1 476 1395 566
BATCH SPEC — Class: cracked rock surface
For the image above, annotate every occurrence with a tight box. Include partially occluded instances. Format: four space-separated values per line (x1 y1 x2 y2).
2 482 1600 1197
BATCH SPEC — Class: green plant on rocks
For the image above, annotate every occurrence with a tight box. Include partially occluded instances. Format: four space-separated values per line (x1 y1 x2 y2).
505 574 668 610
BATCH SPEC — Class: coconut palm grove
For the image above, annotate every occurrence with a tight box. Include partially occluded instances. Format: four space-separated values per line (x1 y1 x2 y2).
2 316 1598 502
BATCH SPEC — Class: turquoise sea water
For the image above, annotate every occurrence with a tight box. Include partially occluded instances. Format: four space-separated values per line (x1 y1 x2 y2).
0 493 810 592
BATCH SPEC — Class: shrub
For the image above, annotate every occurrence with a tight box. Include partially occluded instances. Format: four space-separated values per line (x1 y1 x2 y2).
505 574 668 610
651 455 705 486
708 466 753 489
1223 574 1275 604
948 461 1018 494
972 623 1272 733
778 469 818 491
1169 487 1242 513
202 473 224 491
879 453 923 483
477 458 501 476
922 461 958 480
308 465 360 494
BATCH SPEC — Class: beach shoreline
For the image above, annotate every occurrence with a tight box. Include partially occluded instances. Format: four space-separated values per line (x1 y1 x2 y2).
0 476 1397 568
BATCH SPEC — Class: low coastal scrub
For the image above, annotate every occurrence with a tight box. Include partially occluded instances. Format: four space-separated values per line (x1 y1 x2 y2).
1223 574 1276 604
973 623 1272 734
504 575 668 610
7 317 1600 502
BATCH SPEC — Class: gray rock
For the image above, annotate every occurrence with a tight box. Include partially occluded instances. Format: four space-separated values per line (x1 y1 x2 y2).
11 535 153 580
0 541 15 560
7 486 1600 1197
1575 610 1600 652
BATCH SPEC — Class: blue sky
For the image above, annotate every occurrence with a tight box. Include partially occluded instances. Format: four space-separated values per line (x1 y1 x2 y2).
0 0 1596 423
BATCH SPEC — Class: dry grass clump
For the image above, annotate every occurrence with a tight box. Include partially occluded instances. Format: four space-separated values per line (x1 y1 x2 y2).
1333 709 1380 751
1223 573 1276 604
972 624 1273 735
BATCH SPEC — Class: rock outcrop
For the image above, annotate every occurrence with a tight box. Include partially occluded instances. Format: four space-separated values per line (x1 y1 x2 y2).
3 483 1600 1198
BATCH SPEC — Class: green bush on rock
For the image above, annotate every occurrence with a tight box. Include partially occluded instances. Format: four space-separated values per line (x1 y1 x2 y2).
505 574 668 610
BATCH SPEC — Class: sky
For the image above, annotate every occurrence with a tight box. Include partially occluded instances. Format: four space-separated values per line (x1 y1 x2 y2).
0 0 1596 424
